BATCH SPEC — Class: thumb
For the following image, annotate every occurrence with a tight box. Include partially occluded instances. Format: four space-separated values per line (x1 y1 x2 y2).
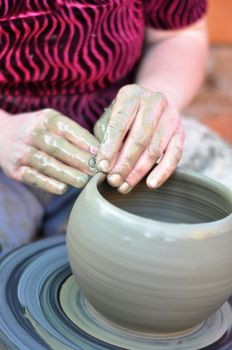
93 103 113 142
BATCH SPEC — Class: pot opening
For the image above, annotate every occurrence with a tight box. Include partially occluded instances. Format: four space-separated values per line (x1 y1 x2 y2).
98 173 232 224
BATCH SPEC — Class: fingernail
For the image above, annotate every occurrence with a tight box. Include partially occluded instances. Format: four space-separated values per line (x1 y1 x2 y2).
118 182 131 194
148 178 158 188
107 174 122 187
88 156 96 169
57 183 68 194
98 159 110 173
90 146 98 155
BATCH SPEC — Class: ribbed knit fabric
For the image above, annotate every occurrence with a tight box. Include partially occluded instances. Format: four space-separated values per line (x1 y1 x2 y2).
0 0 207 131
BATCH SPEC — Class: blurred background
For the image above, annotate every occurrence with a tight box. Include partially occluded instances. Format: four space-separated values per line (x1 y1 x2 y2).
184 0 232 144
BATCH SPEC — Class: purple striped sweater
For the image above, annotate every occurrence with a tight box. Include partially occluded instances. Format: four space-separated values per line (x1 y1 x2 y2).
0 0 207 131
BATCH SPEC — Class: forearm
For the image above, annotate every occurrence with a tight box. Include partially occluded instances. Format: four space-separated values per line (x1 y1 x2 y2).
136 19 208 111
0 109 10 119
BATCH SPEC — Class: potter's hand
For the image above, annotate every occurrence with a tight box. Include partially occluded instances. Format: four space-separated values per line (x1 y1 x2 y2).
0 109 99 194
94 84 184 194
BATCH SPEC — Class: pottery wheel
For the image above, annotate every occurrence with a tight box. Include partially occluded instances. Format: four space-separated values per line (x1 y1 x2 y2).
0 236 232 350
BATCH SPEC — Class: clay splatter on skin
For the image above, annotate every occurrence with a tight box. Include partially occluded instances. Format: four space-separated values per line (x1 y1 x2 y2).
26 151 90 189
0 109 100 194
94 105 112 142
22 168 68 195
31 130 97 176
88 156 97 169
95 85 167 190
97 85 142 164
44 112 99 155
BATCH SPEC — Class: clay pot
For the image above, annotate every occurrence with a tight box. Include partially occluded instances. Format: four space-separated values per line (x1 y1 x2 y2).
67 169 232 335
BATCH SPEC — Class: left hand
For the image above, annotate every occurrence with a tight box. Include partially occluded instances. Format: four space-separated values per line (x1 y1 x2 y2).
94 84 185 194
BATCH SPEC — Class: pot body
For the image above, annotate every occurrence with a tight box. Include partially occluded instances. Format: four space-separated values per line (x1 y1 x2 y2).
67 170 232 334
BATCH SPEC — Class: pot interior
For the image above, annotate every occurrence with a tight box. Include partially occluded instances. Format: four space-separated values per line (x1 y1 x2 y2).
98 173 232 224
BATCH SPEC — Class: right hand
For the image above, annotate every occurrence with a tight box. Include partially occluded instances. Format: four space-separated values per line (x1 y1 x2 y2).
0 109 99 194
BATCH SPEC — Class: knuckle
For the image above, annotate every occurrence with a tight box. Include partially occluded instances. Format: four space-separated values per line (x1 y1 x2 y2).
12 144 29 168
130 168 144 182
118 85 130 95
118 84 138 94
36 158 49 172
121 162 131 173
151 91 167 107
43 109 62 124
48 133 61 148
155 91 165 101
115 160 131 174
43 108 56 115
28 147 37 158
49 137 65 155
163 108 180 128
32 127 45 140
147 146 162 162
12 154 23 168
46 114 56 125
56 136 64 148
117 84 142 99
130 135 146 148
108 123 124 134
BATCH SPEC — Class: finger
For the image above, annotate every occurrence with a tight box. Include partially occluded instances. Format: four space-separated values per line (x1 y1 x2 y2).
117 149 162 194
24 148 89 189
43 109 99 155
16 166 68 195
108 92 166 187
31 129 97 176
146 127 185 189
117 107 180 193
96 84 142 172
94 103 113 142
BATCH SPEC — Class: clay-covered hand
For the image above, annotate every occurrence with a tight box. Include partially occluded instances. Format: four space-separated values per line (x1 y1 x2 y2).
0 109 99 194
94 84 184 194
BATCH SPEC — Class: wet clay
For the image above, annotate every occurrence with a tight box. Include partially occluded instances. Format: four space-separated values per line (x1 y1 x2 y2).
94 84 182 195
0 108 99 194
67 170 232 334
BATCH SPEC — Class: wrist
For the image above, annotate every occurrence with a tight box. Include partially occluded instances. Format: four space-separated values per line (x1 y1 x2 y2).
135 81 182 111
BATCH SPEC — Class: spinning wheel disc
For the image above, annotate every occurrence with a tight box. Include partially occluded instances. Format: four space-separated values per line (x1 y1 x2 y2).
0 236 232 350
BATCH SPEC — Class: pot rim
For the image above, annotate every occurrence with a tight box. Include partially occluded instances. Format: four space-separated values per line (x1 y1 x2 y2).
86 168 232 237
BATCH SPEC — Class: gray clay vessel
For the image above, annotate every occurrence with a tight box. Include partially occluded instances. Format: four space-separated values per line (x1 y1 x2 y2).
67 169 232 335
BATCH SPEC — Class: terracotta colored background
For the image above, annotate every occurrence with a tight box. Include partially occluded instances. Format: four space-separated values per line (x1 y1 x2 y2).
208 0 232 44
185 0 232 144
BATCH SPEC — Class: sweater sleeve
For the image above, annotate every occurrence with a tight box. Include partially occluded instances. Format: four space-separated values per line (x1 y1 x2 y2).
144 0 208 30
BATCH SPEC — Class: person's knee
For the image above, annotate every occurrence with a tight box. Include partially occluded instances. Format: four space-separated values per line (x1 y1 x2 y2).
0 172 44 256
